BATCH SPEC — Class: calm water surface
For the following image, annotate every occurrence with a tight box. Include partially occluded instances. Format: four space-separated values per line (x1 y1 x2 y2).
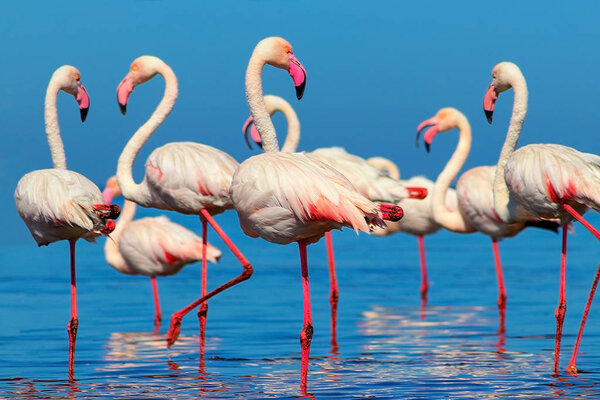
1 212 600 398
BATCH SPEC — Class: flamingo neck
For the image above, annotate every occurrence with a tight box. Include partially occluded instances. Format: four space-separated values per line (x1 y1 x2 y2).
367 157 400 180
494 76 528 222
432 119 473 232
275 99 301 153
117 63 178 206
246 56 279 153
104 200 137 275
44 80 67 169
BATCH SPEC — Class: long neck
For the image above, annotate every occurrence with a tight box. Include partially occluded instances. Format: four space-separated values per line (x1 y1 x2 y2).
44 81 67 169
116 65 178 205
493 77 528 221
104 200 137 274
277 100 300 153
432 120 473 232
246 57 279 153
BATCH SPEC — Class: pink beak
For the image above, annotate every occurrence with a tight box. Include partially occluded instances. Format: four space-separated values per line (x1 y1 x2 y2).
483 83 498 124
243 115 263 150
75 81 90 122
102 188 114 204
117 74 135 115
288 53 307 100
416 117 440 153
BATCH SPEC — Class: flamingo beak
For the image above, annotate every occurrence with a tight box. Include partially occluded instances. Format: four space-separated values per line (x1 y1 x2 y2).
102 188 114 204
243 116 254 149
288 53 307 100
242 115 263 150
117 74 135 115
75 81 90 122
416 118 439 153
483 83 498 124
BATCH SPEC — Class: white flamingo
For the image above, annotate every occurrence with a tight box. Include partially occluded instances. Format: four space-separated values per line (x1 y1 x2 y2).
14 66 120 379
417 107 559 333
230 37 402 392
102 176 222 331
114 55 252 356
483 61 600 375
242 94 420 349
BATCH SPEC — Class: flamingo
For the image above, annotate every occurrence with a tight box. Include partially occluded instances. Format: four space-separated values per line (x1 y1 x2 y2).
483 61 600 375
417 107 559 333
243 95 425 348
14 66 120 379
230 37 403 392
115 55 252 357
102 176 222 332
366 156 457 306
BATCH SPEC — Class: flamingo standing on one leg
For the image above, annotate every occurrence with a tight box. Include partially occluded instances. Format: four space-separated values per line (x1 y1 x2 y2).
230 36 402 392
115 55 251 360
483 61 600 375
367 156 457 307
417 107 559 333
243 95 424 349
102 176 222 332
14 66 120 379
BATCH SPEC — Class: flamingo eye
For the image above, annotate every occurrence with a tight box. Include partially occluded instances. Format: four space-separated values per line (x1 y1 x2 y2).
131 65 138 71
75 74 80 81
493 72 497 79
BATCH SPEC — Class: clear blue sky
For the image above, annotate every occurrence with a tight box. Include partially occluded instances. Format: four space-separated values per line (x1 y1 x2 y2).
2 1 599 245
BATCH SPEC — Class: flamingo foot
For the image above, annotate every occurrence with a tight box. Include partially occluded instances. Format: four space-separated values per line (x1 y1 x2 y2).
167 313 183 348
566 363 578 376
379 204 403 221
420 282 429 303
405 186 428 199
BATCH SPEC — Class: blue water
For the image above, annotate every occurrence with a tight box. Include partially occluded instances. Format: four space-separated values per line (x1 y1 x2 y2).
1 211 600 398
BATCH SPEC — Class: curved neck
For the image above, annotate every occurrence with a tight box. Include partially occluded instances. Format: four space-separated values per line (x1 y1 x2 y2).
494 78 528 221
367 157 400 180
432 119 473 232
116 64 178 205
276 100 300 153
44 81 67 169
246 56 279 153
104 200 137 274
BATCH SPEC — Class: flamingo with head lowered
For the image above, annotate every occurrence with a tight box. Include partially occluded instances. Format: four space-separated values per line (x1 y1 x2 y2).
115 55 251 359
230 37 403 392
243 94 423 349
14 66 120 379
417 107 559 333
102 176 222 332
483 61 600 375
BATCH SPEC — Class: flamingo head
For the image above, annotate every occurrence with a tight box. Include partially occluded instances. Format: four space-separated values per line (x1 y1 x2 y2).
102 175 122 204
117 55 164 115
52 65 90 122
253 37 307 100
483 61 521 123
417 107 466 153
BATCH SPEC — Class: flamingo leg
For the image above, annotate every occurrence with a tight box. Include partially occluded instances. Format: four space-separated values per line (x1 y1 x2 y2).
566 263 600 375
491 239 507 334
67 239 78 381
324 231 339 354
298 240 313 393
418 235 428 304
198 218 208 365
166 209 253 348
151 276 162 332
553 226 569 376
562 204 600 240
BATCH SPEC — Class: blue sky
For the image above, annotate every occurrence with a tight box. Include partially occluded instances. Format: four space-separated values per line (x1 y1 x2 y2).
2 1 600 245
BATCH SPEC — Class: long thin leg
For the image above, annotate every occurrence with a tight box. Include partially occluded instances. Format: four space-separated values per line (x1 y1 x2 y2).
298 240 313 394
418 235 428 304
151 276 162 332
325 231 339 353
553 226 569 376
198 217 209 367
492 239 507 334
566 263 600 375
562 204 600 240
67 239 78 381
167 209 253 348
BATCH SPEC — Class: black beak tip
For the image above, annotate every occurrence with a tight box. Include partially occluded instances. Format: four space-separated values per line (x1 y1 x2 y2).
80 107 89 123
425 142 431 153
119 103 127 115
485 109 493 124
295 81 306 100
244 133 253 150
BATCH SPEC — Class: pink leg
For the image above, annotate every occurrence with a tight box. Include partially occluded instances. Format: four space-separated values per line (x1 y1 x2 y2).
151 276 162 332
298 240 313 393
325 231 339 353
492 239 507 334
198 218 208 365
167 209 253 348
67 239 78 381
553 226 569 376
418 235 428 304
562 204 600 240
566 263 600 375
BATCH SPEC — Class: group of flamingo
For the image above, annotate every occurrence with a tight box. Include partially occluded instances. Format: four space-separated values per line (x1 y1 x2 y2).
14 36 600 391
